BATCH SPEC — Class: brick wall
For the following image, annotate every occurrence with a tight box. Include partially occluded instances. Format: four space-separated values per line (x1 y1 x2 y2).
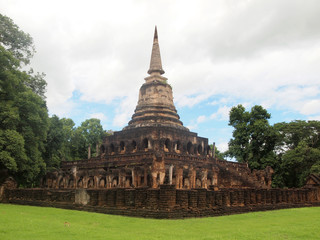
2 185 320 219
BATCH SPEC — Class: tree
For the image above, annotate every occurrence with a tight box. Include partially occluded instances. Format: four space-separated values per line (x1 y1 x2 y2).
60 118 76 161
227 105 277 169
273 121 320 187
209 144 225 160
0 14 34 64
70 119 105 160
0 14 49 186
43 115 65 171
0 129 27 172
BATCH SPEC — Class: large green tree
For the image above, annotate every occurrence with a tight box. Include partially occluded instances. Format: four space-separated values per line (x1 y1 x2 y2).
227 105 277 169
226 104 320 188
273 121 320 187
70 118 105 160
44 115 84 167
0 13 48 186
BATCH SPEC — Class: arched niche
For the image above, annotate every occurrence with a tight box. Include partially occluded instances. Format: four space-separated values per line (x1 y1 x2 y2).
187 142 193 154
164 138 170 152
110 143 115 155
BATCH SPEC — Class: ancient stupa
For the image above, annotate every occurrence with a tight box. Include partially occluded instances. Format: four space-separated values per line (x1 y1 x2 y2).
46 27 273 190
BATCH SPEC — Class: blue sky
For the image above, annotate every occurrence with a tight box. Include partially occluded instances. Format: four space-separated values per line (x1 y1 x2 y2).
1 0 320 152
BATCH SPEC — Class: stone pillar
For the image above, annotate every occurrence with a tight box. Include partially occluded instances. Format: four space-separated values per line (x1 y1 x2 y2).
151 171 158 188
136 169 141 187
131 169 135 187
159 170 165 185
212 142 216 158
88 145 91 159
106 175 112 188
212 168 219 186
94 176 99 189
118 171 124 188
96 144 99 156
175 167 183 189
189 167 196 189
169 164 173 185
83 176 88 189
201 170 208 188
144 167 148 187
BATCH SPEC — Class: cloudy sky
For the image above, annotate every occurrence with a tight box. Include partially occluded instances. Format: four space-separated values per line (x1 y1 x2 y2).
1 0 320 152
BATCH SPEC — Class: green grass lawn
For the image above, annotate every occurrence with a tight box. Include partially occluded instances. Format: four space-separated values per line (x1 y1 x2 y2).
0 204 319 240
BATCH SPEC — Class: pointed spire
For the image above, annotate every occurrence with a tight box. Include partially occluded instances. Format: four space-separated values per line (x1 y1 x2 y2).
147 26 165 75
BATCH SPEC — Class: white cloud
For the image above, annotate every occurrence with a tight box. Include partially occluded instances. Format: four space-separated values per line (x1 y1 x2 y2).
210 106 231 121
300 100 320 115
196 115 207 124
216 142 229 153
308 115 320 121
89 113 108 122
1 0 320 141
112 95 138 128
48 98 75 118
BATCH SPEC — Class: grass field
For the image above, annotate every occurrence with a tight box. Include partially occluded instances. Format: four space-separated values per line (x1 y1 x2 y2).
0 204 319 240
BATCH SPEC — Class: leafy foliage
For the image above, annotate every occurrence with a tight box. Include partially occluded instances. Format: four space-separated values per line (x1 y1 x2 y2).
44 116 107 167
0 14 34 65
70 118 106 160
227 105 277 169
227 105 320 188
0 14 48 186
209 144 225 160
273 121 320 187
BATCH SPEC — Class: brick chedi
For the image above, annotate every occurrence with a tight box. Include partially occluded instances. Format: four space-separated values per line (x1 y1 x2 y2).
43 27 273 191
2 27 319 219
125 27 186 131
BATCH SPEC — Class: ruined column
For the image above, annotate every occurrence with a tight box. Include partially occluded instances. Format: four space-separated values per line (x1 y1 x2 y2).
96 144 99 156
169 164 173 185
159 170 166 185
118 171 124 188
201 169 208 188
212 142 216 158
212 167 219 186
175 167 183 189
88 145 91 159
131 169 135 187
151 171 158 188
189 167 196 189
144 167 148 187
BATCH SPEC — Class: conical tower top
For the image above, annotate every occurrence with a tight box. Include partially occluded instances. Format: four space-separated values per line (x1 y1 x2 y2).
124 26 188 131
147 26 165 75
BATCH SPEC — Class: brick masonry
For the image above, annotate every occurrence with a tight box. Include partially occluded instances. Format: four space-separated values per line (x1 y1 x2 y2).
2 185 319 219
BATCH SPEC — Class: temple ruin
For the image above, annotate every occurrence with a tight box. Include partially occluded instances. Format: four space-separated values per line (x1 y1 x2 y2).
1 27 319 218
45 27 273 191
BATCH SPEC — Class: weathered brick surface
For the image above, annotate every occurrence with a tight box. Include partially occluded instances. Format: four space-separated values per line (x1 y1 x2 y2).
146 189 159 209
176 190 188 208
159 185 176 209
188 190 198 208
2 185 320 219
